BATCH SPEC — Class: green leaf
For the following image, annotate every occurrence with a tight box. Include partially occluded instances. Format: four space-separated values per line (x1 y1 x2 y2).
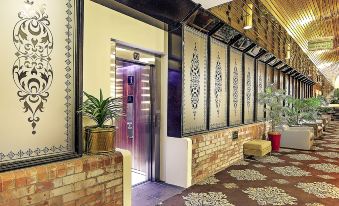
79 89 123 127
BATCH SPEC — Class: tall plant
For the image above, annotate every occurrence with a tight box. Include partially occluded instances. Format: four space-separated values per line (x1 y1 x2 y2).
286 97 306 125
286 96 322 125
80 89 123 128
330 89 339 104
258 84 288 132
303 97 322 122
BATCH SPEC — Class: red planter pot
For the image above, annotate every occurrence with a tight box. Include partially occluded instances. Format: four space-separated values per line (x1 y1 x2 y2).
268 132 281 152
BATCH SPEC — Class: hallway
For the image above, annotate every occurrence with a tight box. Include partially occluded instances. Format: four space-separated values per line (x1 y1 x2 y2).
162 122 339 206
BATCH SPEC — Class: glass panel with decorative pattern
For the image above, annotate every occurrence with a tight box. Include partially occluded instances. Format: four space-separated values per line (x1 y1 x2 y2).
244 54 255 124
229 48 243 126
182 25 208 135
209 38 227 129
0 0 79 165
257 61 265 121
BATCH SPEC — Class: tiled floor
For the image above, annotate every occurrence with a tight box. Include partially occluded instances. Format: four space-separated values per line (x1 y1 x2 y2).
132 181 185 206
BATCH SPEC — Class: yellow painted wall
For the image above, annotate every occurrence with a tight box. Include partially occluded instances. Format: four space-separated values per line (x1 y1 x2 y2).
84 0 166 96
84 0 171 183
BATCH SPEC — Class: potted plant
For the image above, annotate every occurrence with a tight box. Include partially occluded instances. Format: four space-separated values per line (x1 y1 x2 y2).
303 97 322 122
286 97 322 125
258 84 288 151
80 89 123 153
285 97 307 125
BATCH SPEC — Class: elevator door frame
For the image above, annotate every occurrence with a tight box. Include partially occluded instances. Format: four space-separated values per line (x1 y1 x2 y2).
114 44 160 182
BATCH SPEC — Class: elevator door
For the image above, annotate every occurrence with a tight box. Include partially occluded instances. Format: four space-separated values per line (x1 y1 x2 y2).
115 60 151 185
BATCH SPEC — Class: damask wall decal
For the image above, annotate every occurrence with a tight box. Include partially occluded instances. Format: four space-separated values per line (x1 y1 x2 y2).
214 53 222 116
190 43 200 119
267 66 273 85
229 48 242 125
183 25 207 135
244 55 254 123
258 74 263 90
209 38 227 129
257 61 265 121
65 0 74 149
246 71 252 113
0 0 77 164
232 60 239 115
280 72 284 90
12 0 54 135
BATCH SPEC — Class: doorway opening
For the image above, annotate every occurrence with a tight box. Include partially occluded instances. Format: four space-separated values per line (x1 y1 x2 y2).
113 44 158 186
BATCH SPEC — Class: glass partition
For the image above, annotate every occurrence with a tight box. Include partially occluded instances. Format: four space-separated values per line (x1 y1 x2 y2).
244 54 255 124
267 65 274 85
182 25 208 135
229 48 243 126
209 38 228 129
257 61 266 121
0 0 82 171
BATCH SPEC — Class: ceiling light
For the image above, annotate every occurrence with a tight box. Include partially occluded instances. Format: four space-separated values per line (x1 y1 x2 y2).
192 0 233 9
285 43 291 59
243 3 253 30
116 47 128 51
299 17 315 26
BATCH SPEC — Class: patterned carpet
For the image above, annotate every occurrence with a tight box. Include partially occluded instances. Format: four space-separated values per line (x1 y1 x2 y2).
162 122 339 206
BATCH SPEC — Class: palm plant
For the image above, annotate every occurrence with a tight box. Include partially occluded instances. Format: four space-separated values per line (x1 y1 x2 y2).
80 89 123 128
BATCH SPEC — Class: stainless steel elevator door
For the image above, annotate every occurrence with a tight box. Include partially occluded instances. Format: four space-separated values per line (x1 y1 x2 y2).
115 60 151 185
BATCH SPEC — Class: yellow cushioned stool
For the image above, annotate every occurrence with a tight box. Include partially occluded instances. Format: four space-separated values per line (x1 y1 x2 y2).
243 140 272 157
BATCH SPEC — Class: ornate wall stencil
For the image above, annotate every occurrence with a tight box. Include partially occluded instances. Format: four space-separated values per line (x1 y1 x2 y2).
266 65 274 118
300 82 305 98
257 61 265 121
288 76 292 96
267 65 274 86
183 25 207 135
190 43 200 119
12 1 54 135
233 62 239 112
246 72 251 107
274 69 279 87
229 48 243 126
285 76 291 106
215 54 222 115
209 38 227 129
279 71 284 90
295 80 298 98
291 78 295 98
0 0 79 164
244 55 255 123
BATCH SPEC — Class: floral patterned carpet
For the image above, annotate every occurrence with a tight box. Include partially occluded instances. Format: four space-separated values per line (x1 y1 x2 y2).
162 122 339 206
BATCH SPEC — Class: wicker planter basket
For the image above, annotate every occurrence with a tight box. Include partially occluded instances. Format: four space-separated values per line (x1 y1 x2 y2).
85 127 115 153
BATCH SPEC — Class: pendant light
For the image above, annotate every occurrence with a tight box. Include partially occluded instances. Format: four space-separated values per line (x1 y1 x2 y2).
243 3 253 30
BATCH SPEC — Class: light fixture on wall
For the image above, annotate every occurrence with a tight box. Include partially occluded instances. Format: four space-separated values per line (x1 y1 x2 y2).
285 43 291 59
243 3 253 30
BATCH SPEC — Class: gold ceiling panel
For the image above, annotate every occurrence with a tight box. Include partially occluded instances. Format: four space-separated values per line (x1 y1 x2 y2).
260 0 339 83
210 0 335 90
210 0 320 80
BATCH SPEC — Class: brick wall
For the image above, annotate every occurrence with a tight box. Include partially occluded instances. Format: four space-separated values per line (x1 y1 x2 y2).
0 152 123 206
190 122 267 184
